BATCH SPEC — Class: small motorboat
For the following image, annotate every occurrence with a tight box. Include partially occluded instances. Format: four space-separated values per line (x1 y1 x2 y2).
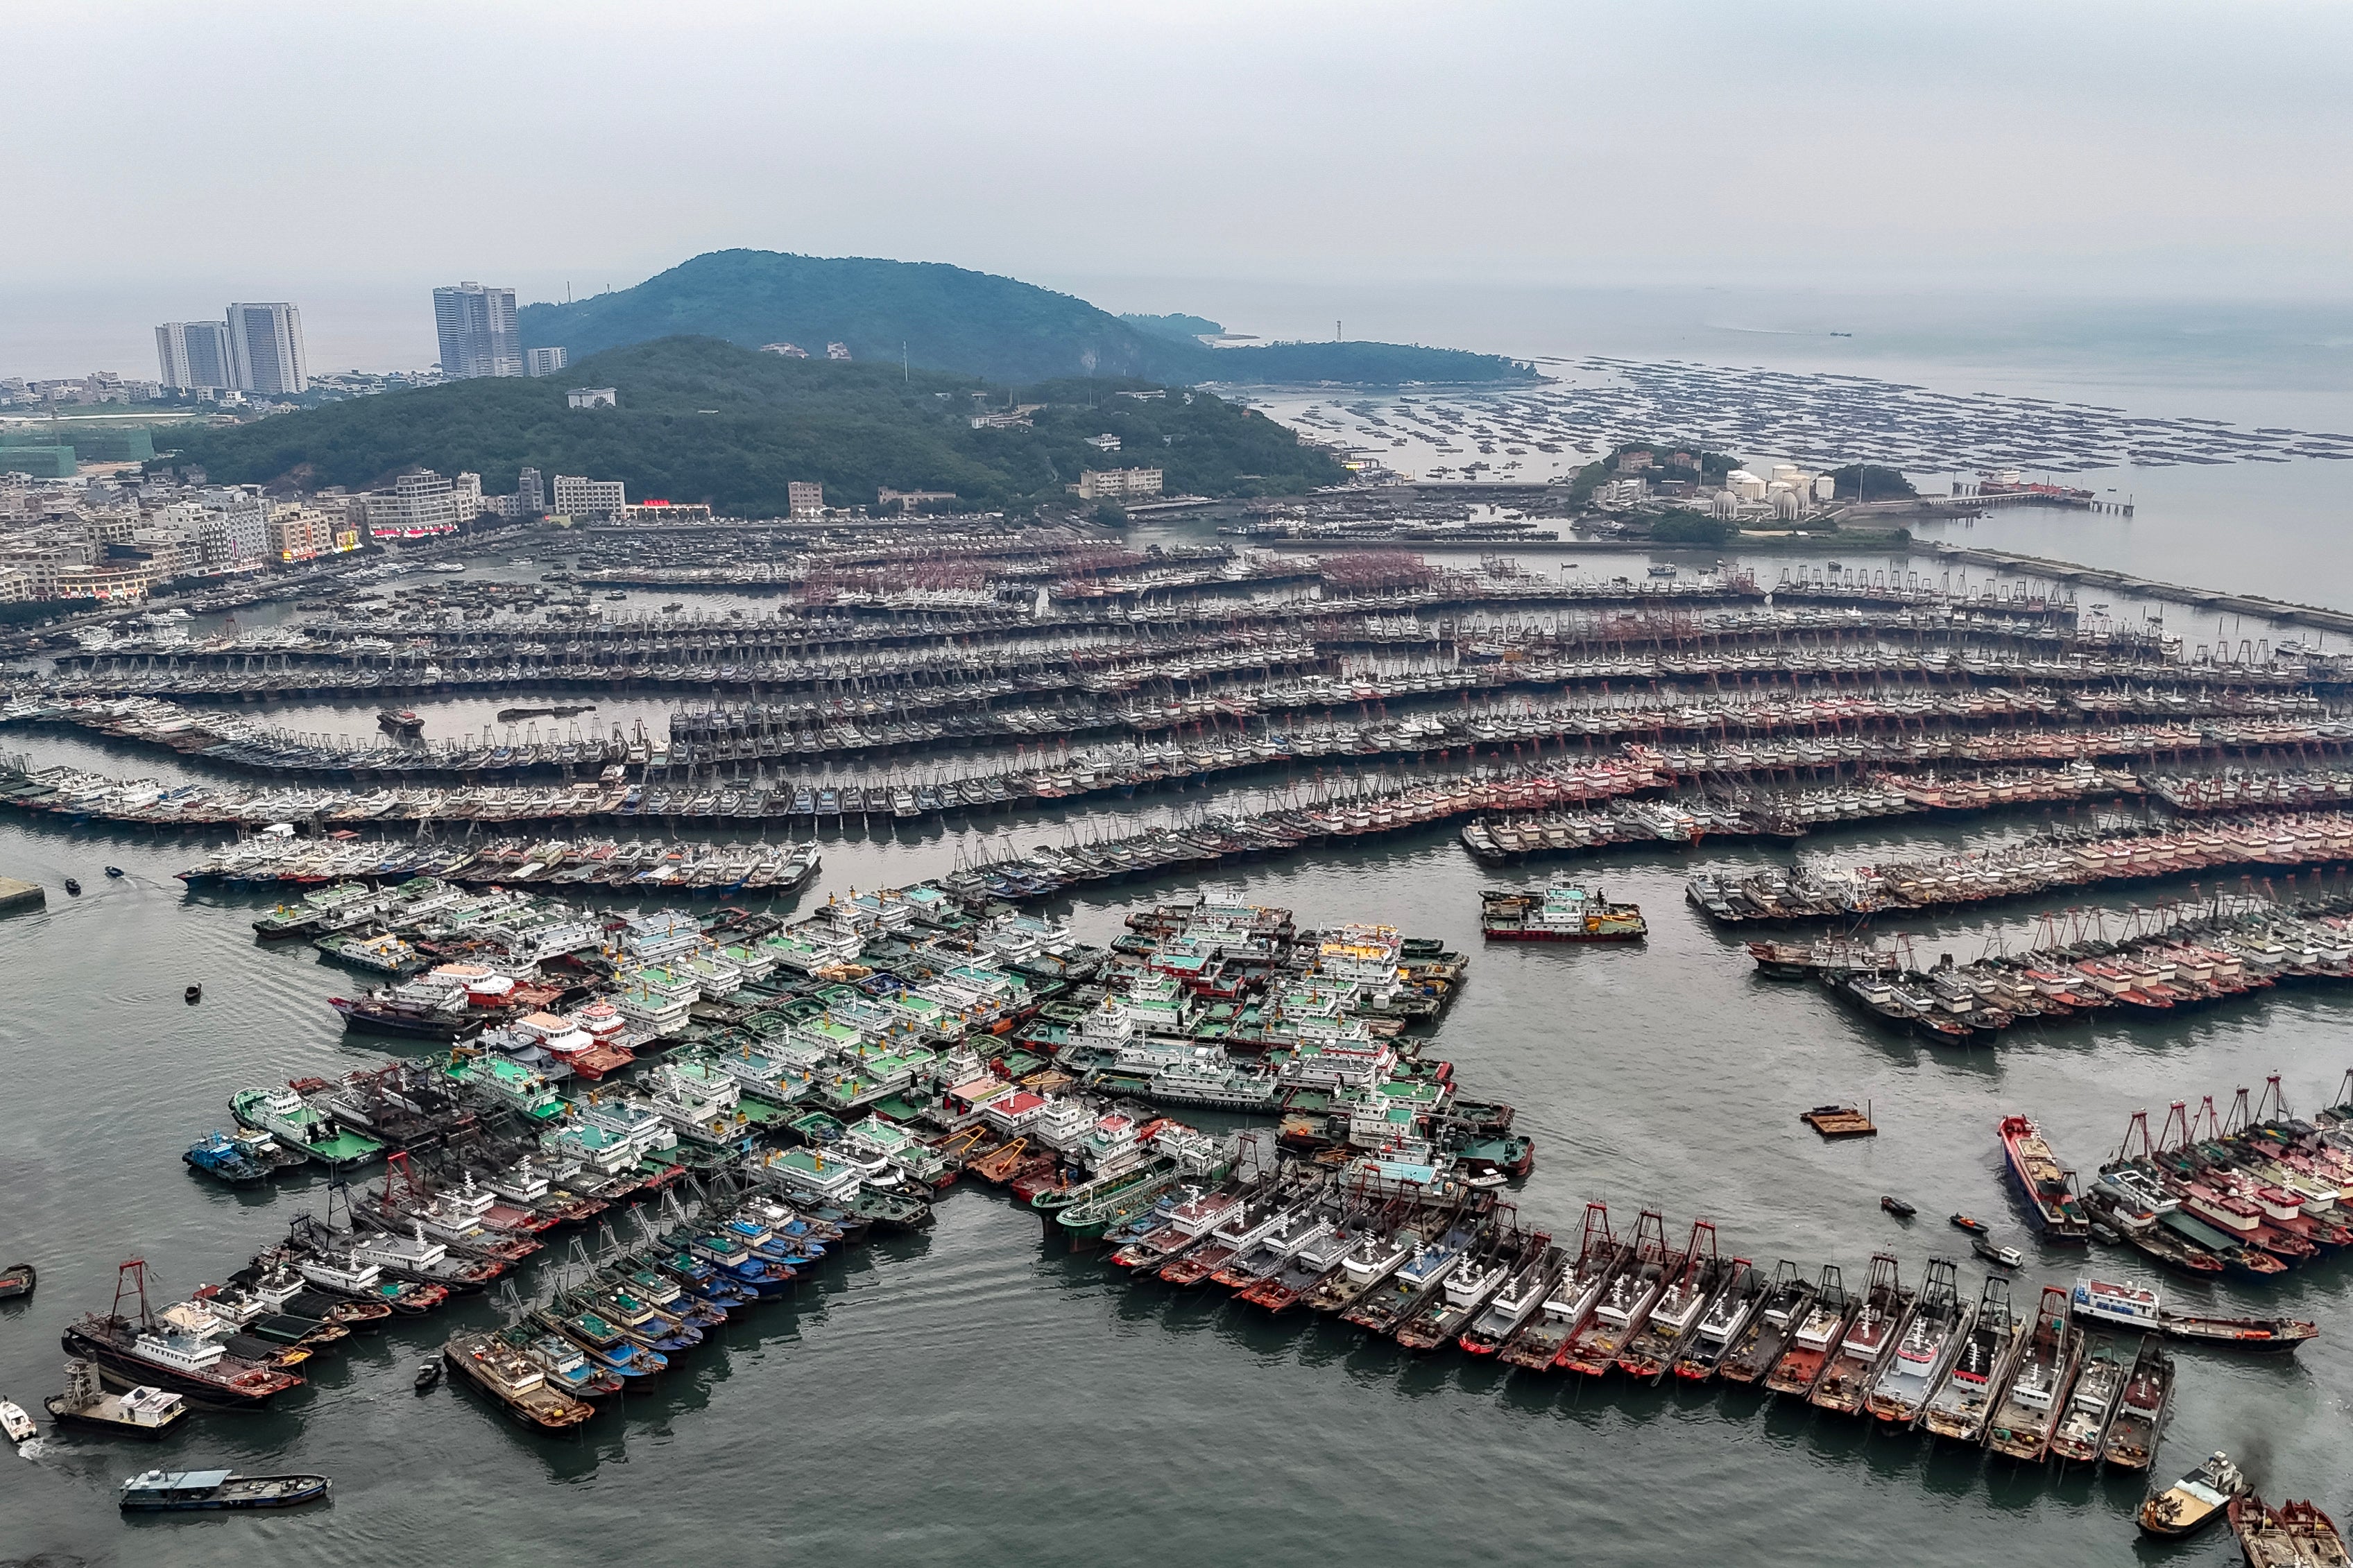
1949 1214 1990 1234
1880 1196 1917 1218
1972 1236 2023 1269
185 983 203 1005
104 866 125 879
0 1261 34 1300
413 1359 441 1394
2139 1451 2248 1538
62 878 80 896
0 1399 34 1444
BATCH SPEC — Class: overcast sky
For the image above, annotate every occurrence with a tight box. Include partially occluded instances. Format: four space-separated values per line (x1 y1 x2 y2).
8 1 2350 374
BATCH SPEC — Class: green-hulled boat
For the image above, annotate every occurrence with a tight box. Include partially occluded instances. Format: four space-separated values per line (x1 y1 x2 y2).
229 1085 386 1169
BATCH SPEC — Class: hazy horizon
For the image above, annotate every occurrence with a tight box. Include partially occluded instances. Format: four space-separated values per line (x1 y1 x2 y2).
8 1 2352 379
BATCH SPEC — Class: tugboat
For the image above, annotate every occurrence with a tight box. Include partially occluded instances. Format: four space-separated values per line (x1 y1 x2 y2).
1949 1213 1990 1235
2138 1451 2245 1538
182 1131 272 1187
2230 1495 2350 1567
119 1468 332 1512
44 1360 187 1440
1479 885 1646 942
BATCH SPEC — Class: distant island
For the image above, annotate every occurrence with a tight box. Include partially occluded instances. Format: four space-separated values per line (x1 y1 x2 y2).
153 336 1348 515
520 251 1537 388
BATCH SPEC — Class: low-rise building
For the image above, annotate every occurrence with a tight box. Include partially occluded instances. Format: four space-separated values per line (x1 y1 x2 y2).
551 474 626 520
565 386 616 409
787 481 825 520
1073 467 1163 503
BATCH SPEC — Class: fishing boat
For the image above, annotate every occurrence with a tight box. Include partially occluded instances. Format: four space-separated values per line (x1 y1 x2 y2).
1459 1237 1562 1354
1342 1217 1479 1334
0 1261 36 1299
2137 1451 2247 1538
44 1361 187 1440
1919 1276 2026 1442
1950 1213 1989 1234
119 1468 332 1511
443 1329 596 1432
1997 1113 2091 1243
1478 885 1646 942
1498 1203 1622 1369
2100 1334 2173 1471
1879 1196 1916 1218
2046 1333 2128 1463
1616 1221 1727 1380
60 1260 303 1411
1396 1225 1530 1352
1985 1284 2085 1461
1720 1259 1816 1386
1672 1260 1766 1382
2230 1496 2350 1567
1763 1264 1854 1396
1811 1253 1916 1414
1557 1232 1664 1375
1864 1259 1968 1424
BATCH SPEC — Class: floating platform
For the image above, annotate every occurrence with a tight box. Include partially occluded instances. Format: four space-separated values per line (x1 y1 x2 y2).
1800 1105 1877 1138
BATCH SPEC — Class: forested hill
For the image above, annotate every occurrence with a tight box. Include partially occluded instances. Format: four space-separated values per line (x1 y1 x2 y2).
155 336 1347 513
518 251 1534 387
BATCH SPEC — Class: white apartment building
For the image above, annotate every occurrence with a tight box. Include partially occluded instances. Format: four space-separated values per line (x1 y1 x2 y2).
1074 467 1164 503
551 474 626 519
433 282 521 379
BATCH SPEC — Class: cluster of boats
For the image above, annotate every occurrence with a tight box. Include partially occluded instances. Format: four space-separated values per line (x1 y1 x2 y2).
1689 813 2353 925
1763 901 2353 1043
183 837 823 897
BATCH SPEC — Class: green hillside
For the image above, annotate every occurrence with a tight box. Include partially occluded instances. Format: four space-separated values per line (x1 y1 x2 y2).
520 251 1534 387
155 336 1346 513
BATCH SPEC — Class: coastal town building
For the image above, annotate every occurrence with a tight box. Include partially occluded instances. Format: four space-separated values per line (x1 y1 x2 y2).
432 282 522 379
155 320 233 390
525 347 567 377
787 481 825 519
1073 467 1163 503
224 302 309 395
552 474 626 520
566 386 616 409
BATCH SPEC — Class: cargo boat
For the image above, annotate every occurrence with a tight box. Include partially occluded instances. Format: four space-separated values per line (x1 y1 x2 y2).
229 1085 386 1169
2069 1276 2316 1354
444 1329 596 1432
1479 885 1646 942
119 1468 330 1511
1997 1113 2090 1243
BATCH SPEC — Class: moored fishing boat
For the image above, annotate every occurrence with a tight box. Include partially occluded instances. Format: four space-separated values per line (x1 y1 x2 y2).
1498 1203 1622 1370
1720 1259 1815 1387
1985 1284 2085 1461
2100 1334 2173 1471
60 1261 302 1412
229 1084 386 1169
1864 1259 1967 1424
1809 1252 1915 1414
2046 1332 2128 1463
1459 1236 1561 1354
2230 1495 2350 1568
1672 1259 1766 1383
1616 1222 1729 1380
1919 1276 2026 1442
1763 1264 1853 1396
